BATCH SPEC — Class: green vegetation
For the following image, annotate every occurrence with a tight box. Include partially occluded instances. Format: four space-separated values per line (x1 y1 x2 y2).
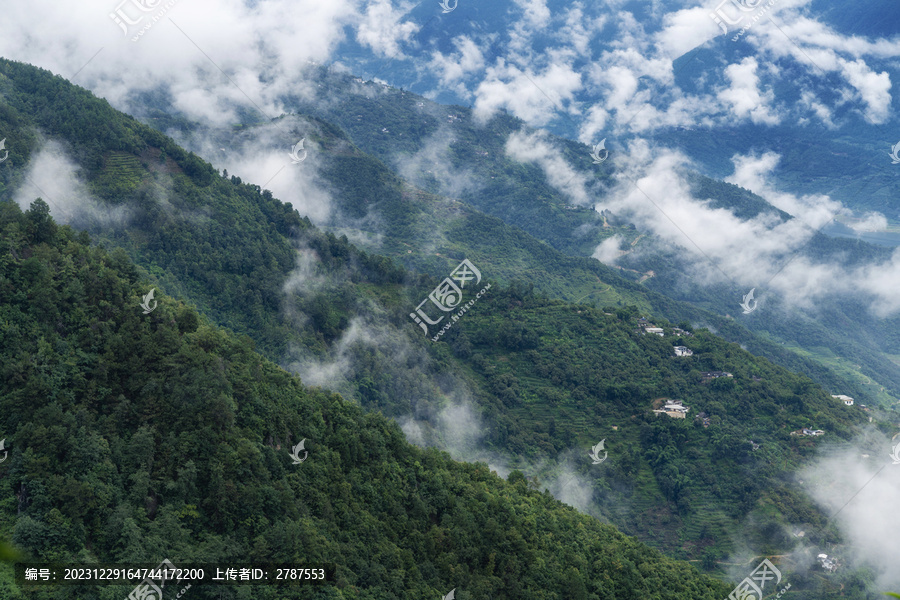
0 58 890 598
0 199 733 599
287 66 900 409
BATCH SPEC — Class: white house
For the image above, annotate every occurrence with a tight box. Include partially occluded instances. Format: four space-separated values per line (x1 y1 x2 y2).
673 346 693 357
832 394 854 406
817 554 837 572
654 400 690 418
645 327 664 336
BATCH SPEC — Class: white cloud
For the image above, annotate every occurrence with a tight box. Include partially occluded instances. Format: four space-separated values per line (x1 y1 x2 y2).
855 249 900 317
511 0 551 30
717 57 781 126
13 139 131 228
557 5 607 57
473 60 582 126
596 141 900 316
0 0 358 127
657 6 721 58
839 58 892 124
577 103 611 145
393 127 482 200
356 0 420 58
505 129 592 205
592 235 624 264
800 441 900 589
427 36 486 95
173 118 335 225
850 212 888 232
725 151 841 228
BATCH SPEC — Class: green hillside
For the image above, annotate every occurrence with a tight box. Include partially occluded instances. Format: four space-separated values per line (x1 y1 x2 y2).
0 57 881 410
0 198 735 599
0 58 892 598
279 66 900 408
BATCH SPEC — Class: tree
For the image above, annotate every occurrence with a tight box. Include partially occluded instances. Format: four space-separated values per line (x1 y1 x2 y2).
25 198 56 244
175 307 200 334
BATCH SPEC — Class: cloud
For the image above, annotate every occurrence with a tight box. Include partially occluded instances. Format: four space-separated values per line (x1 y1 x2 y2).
592 235 624 264
839 58 892 124
1 0 895 144
281 247 329 331
798 90 835 127
0 0 359 128
168 117 335 225
799 438 900 589
748 10 898 125
657 6 721 58
577 103 611 145
392 127 483 200
504 129 592 205
355 0 420 58
399 395 600 514
473 59 582 126
724 151 841 229
717 57 781 126
287 317 382 391
13 139 131 229
542 455 595 513
511 0 551 30
1 0 897 319
595 140 900 315
557 5 607 57
854 249 900 318
849 212 888 233
427 36 486 96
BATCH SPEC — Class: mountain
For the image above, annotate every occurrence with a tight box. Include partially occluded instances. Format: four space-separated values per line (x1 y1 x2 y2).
0 58 896 597
306 69 900 402
0 198 734 599
111 62 900 411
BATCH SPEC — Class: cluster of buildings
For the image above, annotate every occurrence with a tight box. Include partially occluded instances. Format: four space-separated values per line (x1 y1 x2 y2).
653 399 690 419
700 371 733 380
791 428 825 437
817 554 838 572
635 318 664 336
636 318 693 338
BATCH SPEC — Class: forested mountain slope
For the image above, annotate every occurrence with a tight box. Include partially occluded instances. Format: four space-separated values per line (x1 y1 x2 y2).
0 58 891 598
276 66 900 408
0 199 735 599
0 57 882 408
